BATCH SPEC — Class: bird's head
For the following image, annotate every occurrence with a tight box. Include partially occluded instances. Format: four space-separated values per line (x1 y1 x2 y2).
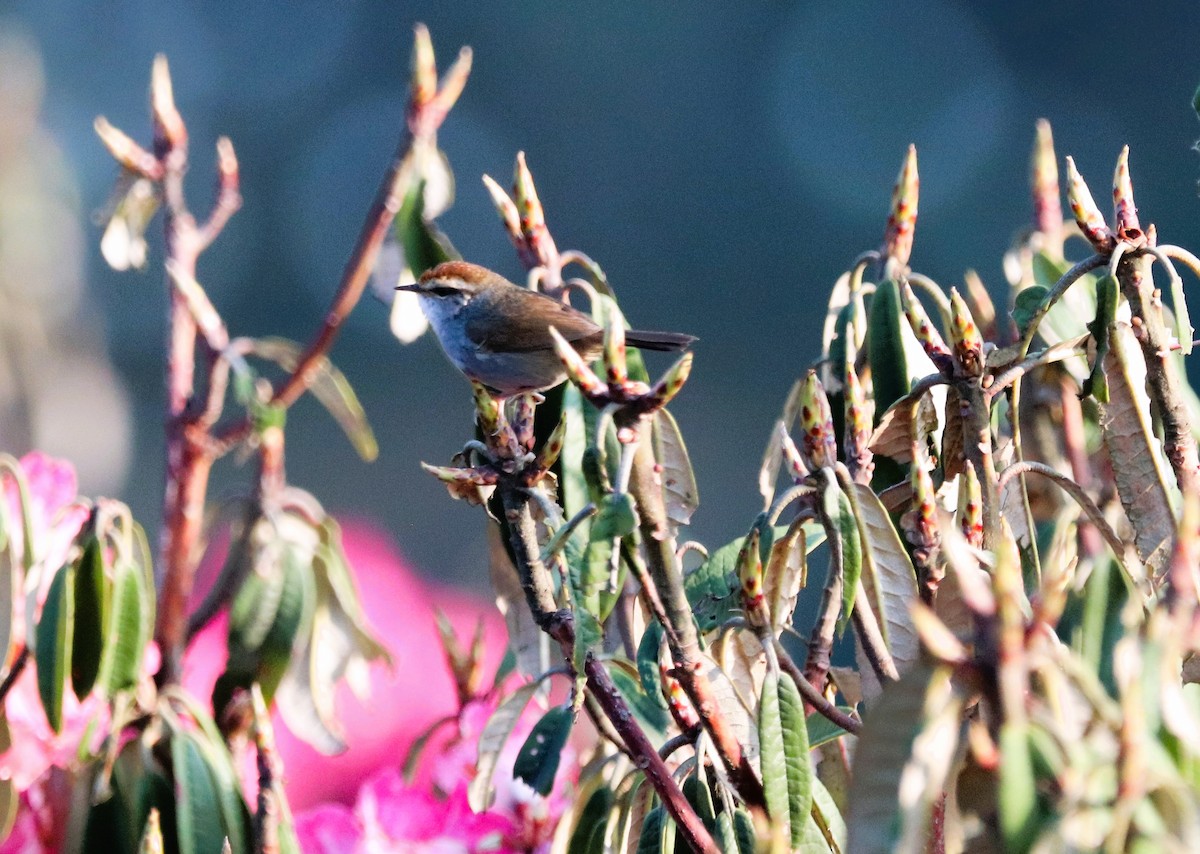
396 260 510 304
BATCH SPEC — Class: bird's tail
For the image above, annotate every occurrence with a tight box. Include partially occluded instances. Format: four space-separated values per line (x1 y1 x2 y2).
625 329 697 352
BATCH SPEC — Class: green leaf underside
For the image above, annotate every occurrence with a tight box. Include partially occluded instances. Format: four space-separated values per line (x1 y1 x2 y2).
36 564 74 733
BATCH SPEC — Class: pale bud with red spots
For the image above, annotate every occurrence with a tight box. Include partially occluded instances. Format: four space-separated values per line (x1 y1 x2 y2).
882 144 919 267
958 464 984 549
1031 119 1063 248
900 280 953 373
798 371 837 471
660 663 701 732
514 152 559 269
738 526 768 629
777 421 810 482
949 289 984 379
1111 145 1142 242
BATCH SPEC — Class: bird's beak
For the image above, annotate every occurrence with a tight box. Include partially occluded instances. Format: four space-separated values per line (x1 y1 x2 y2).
395 283 423 293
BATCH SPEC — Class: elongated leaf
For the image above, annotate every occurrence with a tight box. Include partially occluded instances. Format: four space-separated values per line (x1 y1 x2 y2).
807 708 855 749
635 622 668 711
758 671 790 834
867 279 910 419
682 774 717 834
36 564 74 733
246 337 378 462
764 519 808 633
652 409 698 531
99 563 147 696
469 681 540 811
715 628 766 716
256 542 317 701
591 494 637 541
72 536 107 698
779 672 814 846
636 806 664 854
514 705 574 796
998 723 1039 853
823 483 862 635
568 785 614 854
732 808 757 854
172 732 228 854
811 775 847 852
608 665 670 743
1098 321 1176 574
851 483 919 673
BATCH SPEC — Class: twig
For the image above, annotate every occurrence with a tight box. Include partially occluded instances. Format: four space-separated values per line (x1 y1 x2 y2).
984 335 1089 401
772 638 861 735
659 732 695 761
496 479 718 853
804 474 845 693
627 432 766 809
997 460 1134 580
1117 254 1200 495
0 646 29 704
1016 253 1107 359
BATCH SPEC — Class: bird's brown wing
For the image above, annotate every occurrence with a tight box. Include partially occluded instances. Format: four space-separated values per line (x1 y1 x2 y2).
464 287 602 353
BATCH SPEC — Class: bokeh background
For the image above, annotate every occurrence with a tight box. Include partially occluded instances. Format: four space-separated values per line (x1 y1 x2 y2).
1 2 1198 590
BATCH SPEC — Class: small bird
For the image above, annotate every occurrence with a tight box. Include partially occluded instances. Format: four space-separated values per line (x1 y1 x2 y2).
398 261 695 396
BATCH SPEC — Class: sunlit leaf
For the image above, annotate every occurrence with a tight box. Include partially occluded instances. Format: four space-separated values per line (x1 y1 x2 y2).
758 671 791 835
851 483 919 676
780 671 814 847
245 337 379 462
1098 321 1176 576
98 562 147 697
822 482 862 635
652 409 699 532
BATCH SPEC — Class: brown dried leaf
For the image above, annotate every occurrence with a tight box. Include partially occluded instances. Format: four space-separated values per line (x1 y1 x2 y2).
852 483 920 678
1098 322 1176 576
869 389 940 463
940 385 965 479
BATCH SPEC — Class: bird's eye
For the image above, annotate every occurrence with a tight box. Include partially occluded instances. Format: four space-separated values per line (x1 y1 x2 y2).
428 285 461 297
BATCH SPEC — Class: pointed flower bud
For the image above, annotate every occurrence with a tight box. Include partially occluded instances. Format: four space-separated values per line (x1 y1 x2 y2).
428 46 473 119
603 304 629 387
150 54 186 151
644 351 693 412
777 422 811 482
660 663 701 732
900 280 953 371
471 381 503 438
738 526 767 628
514 152 558 268
948 288 984 379
1066 156 1115 252
1111 145 1142 239
962 269 996 338
482 174 526 252
421 462 498 506
94 116 162 179
882 144 919 267
215 136 240 198
548 327 607 400
139 808 165 854
533 414 568 474
907 459 943 600
799 371 837 470
843 360 873 483
410 23 438 108
1030 119 1062 245
512 393 537 452
957 464 984 548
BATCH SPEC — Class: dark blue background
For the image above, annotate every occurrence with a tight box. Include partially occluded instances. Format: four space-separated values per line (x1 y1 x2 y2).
6 2 1199 586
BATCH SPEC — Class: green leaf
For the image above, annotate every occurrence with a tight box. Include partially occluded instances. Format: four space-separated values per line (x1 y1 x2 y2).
686 522 825 632
514 705 574 796
573 609 602 712
568 786 614 854
682 773 717 834
998 723 1040 854
245 337 378 462
1083 273 1120 402
780 671 814 846
637 805 664 854
71 536 108 699
807 707 855 749
98 562 148 696
636 622 668 710
469 680 541 810
823 482 862 635
172 731 229 854
608 664 671 743
36 564 74 733
758 671 790 835
732 808 757 854
1011 285 1049 337
256 541 317 701
867 279 909 419
396 175 456 279
591 493 637 541
811 775 847 851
